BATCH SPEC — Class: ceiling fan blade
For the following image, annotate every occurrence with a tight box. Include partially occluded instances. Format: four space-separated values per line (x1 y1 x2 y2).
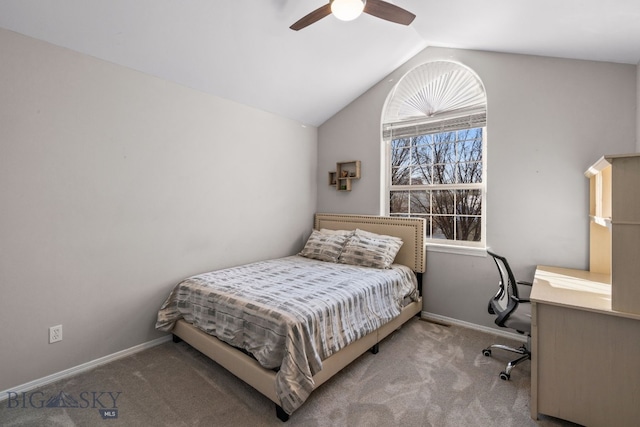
290 3 332 31
364 0 416 25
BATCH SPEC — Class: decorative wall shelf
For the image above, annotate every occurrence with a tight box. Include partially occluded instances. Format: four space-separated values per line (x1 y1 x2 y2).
329 160 361 191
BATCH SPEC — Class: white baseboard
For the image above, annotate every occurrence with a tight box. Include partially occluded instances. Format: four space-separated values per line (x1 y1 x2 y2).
2 315 526 401
0 335 172 402
420 311 528 343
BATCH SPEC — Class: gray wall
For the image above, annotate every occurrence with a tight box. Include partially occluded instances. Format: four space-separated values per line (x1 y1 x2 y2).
0 29 318 392
318 47 637 329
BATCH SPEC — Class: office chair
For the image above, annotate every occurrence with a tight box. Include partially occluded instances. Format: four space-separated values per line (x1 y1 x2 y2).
482 250 532 380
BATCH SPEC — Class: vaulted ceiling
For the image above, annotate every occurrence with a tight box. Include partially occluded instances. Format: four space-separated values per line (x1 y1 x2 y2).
1 1 639 126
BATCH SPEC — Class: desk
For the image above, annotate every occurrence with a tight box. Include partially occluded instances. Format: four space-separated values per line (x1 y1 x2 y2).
531 266 640 427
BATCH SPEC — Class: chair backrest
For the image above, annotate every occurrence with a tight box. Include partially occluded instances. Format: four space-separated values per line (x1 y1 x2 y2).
487 250 521 327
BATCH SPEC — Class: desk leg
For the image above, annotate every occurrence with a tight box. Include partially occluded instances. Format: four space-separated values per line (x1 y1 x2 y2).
530 301 538 420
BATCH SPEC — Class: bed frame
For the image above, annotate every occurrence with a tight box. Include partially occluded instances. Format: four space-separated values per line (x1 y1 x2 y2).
171 213 426 421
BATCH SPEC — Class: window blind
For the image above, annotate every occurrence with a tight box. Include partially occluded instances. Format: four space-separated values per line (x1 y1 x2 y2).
382 61 486 141
383 111 486 140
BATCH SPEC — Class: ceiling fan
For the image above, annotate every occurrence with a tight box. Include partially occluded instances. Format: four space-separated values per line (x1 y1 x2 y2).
290 0 416 31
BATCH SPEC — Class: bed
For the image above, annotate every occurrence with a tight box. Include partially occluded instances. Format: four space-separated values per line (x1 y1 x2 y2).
156 213 426 421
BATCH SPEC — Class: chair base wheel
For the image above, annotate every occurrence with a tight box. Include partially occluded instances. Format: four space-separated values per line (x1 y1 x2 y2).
482 349 492 357
499 371 510 381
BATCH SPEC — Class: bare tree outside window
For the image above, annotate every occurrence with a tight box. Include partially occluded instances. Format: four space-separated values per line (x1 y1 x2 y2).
390 128 483 243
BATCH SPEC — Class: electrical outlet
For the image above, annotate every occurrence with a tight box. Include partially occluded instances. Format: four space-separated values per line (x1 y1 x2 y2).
49 325 62 343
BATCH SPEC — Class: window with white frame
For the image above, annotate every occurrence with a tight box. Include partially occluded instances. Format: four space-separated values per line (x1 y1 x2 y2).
382 61 487 249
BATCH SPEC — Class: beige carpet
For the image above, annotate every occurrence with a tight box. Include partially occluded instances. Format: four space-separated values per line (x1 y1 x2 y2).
0 318 579 426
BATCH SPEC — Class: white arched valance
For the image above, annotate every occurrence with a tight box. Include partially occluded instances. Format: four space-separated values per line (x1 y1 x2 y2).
383 61 487 140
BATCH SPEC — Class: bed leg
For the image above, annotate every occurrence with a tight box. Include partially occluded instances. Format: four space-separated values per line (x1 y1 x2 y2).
172 334 182 343
276 404 289 422
370 343 379 354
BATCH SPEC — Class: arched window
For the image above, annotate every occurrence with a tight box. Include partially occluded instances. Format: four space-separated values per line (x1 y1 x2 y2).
382 61 487 250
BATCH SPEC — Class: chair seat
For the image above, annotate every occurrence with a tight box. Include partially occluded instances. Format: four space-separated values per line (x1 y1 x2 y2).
503 302 531 334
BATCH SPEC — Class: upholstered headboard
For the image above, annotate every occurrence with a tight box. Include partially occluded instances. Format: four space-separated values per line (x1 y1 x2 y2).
314 213 426 273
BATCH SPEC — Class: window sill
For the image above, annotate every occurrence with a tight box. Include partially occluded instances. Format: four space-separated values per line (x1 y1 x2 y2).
426 243 487 257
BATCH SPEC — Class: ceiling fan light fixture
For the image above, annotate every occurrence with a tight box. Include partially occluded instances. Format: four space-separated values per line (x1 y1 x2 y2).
331 0 365 22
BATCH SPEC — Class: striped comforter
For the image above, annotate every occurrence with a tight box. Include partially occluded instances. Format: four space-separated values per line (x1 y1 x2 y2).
156 255 418 414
